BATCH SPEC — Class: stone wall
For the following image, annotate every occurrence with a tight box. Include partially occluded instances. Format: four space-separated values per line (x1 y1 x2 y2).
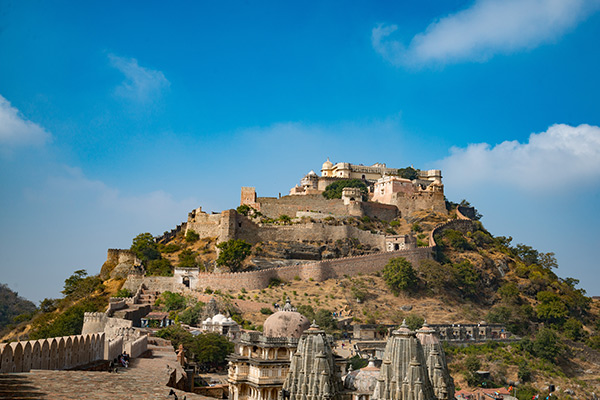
187 247 433 292
184 207 222 239
0 332 105 373
82 312 133 338
252 195 401 221
104 337 123 362
124 335 148 359
390 190 447 216
238 223 387 249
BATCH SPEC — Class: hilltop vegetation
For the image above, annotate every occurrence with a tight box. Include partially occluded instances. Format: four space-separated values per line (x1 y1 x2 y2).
0 284 36 332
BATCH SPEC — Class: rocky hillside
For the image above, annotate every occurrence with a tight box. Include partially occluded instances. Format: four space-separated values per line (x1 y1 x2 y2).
0 283 36 332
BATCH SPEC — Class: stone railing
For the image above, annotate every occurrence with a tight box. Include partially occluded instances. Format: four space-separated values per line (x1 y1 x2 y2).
124 335 148 359
107 283 145 314
104 337 124 362
0 332 105 373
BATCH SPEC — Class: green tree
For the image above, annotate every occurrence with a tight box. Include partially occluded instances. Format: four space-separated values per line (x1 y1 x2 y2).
62 270 103 299
178 249 198 269
532 328 561 362
216 239 252 272
147 258 173 276
156 325 233 366
405 314 424 331
322 179 368 200
131 232 160 262
348 354 368 370
383 257 418 295
158 291 187 311
452 260 479 297
236 204 251 216
498 282 520 303
178 301 204 326
443 230 472 250
397 166 419 180
30 297 105 339
517 361 532 382
418 259 453 294
185 229 200 243
563 318 586 341
314 309 337 332
297 304 315 321
536 291 569 325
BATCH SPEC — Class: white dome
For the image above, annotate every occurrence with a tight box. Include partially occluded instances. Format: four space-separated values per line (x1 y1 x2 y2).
322 159 333 170
212 313 227 324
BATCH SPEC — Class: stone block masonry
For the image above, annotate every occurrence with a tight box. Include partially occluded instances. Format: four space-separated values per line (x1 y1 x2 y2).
0 332 105 373
195 247 433 292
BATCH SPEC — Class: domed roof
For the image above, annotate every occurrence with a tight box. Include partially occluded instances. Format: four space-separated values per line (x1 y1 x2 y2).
212 313 227 324
345 357 380 393
263 299 310 338
322 158 333 170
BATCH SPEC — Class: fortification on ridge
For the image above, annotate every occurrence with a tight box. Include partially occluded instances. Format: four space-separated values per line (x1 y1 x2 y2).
116 159 459 294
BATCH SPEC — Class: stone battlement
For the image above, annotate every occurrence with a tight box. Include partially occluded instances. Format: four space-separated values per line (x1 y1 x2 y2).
0 332 105 373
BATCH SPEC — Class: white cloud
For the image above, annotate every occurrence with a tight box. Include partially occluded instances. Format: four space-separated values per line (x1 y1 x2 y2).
373 0 600 66
0 94 51 150
30 165 197 224
440 123 600 192
108 54 170 102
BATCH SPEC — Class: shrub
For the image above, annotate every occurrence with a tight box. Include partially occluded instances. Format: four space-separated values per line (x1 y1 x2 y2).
294 275 301 281
178 301 205 326
397 166 419 180
517 361 532 382
114 288 133 298
260 307 273 315
443 229 472 250
147 259 173 276
390 220 400 227
185 229 200 243
278 214 292 224
161 243 181 253
532 328 561 363
204 287 213 294
268 278 283 288
322 179 368 200
178 249 198 269
158 291 187 311
405 314 424 331
452 260 479 297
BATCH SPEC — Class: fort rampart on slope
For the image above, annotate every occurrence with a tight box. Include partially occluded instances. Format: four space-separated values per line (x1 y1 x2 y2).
124 217 476 294
0 333 105 373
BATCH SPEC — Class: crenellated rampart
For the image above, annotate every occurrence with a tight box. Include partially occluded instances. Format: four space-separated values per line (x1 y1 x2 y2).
0 333 105 373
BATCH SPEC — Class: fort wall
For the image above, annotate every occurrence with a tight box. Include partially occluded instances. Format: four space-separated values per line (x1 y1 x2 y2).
0 332 105 373
186 247 433 292
390 191 446 216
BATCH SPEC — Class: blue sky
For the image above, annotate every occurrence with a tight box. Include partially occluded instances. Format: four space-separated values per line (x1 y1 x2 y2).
1 0 599 302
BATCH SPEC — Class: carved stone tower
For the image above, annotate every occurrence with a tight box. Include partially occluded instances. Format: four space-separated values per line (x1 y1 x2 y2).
279 322 344 400
372 320 436 400
415 321 455 400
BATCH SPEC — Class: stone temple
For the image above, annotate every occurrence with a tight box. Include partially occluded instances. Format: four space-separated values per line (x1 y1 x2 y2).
372 320 454 400
279 321 345 400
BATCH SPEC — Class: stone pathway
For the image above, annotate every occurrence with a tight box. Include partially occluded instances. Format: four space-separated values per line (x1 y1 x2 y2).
0 344 212 400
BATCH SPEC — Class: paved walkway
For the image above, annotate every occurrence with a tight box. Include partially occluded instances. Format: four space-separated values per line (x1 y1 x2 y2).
0 344 212 400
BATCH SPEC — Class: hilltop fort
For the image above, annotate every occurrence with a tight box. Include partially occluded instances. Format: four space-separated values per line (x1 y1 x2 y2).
112 160 463 295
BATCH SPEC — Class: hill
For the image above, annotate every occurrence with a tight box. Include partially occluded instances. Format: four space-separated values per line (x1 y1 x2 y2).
0 283 36 332
3 197 599 398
